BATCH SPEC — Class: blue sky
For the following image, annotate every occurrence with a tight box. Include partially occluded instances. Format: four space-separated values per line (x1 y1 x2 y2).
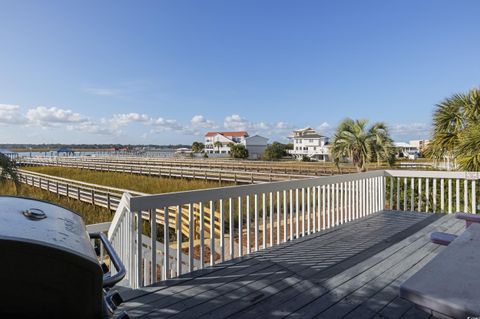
0 0 479 144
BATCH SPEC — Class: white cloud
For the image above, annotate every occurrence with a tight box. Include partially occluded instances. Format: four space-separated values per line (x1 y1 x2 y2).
317 122 333 135
152 117 184 132
69 120 119 135
26 106 87 127
108 113 151 129
191 115 217 129
224 114 250 131
84 87 121 97
0 104 26 124
223 114 274 132
389 122 431 140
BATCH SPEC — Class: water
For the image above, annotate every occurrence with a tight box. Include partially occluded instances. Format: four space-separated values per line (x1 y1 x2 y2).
17 149 178 158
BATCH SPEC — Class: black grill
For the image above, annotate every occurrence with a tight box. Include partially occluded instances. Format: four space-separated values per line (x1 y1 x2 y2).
0 196 128 319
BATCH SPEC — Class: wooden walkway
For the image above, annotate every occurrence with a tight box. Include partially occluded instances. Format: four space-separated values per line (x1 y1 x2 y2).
119 211 464 318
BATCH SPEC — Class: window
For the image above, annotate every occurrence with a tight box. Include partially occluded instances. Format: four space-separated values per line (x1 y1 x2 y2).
309 139 313 143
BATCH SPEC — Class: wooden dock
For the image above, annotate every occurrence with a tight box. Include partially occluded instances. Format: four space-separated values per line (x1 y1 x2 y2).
119 211 463 318
18 156 372 183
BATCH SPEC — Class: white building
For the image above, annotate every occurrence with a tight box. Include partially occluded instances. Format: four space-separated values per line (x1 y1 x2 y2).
288 127 330 161
204 131 268 159
242 135 269 159
394 140 429 159
409 139 430 152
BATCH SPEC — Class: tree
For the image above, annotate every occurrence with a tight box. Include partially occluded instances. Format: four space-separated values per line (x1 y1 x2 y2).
229 144 249 159
367 122 396 167
426 88 480 171
213 141 223 153
0 153 20 193
330 118 395 172
262 142 290 161
191 141 205 153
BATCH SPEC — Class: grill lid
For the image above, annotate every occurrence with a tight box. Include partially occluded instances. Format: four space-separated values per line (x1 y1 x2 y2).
0 196 97 262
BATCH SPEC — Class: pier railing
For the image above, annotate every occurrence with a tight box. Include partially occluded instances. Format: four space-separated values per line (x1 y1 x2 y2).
19 155 357 176
19 156 313 183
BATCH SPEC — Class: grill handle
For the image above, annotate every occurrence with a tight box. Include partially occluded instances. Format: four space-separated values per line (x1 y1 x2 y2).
89 232 126 289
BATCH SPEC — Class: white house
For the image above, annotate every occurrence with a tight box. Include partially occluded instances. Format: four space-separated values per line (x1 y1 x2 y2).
204 131 268 159
288 127 330 161
409 139 430 152
393 140 430 159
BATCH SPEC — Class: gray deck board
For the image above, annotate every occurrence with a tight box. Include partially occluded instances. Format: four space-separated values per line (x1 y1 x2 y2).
120 211 464 318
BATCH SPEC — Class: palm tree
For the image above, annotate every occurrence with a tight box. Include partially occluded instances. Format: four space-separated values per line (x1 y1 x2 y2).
213 141 223 153
368 122 396 167
426 88 480 171
0 153 20 193
331 119 395 172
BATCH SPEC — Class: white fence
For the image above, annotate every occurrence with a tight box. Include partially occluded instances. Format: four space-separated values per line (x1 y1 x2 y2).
384 170 479 214
80 169 480 290
106 170 387 289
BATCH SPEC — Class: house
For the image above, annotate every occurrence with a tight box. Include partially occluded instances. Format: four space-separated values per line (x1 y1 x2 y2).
288 127 330 161
393 140 429 159
409 139 430 153
242 135 269 159
204 131 268 159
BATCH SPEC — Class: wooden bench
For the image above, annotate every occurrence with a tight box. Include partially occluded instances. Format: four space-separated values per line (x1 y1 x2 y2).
430 212 480 246
400 223 480 318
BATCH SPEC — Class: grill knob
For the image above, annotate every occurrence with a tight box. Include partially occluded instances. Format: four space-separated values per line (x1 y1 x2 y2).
22 208 47 220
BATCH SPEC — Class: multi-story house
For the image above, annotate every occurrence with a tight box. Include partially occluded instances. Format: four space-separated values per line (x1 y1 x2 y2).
204 131 268 159
288 127 330 161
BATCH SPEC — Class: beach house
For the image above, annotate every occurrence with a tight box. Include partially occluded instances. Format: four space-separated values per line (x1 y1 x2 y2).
288 127 330 161
204 131 268 159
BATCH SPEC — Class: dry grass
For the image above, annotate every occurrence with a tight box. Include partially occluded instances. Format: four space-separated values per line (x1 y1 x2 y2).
23 166 231 194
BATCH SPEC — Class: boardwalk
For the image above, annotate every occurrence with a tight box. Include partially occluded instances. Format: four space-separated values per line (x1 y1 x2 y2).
119 211 463 318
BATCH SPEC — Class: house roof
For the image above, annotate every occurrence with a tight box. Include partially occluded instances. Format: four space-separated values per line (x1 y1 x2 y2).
393 142 413 148
246 134 268 141
293 127 314 132
0 148 16 154
290 133 326 139
205 131 248 137
56 147 75 153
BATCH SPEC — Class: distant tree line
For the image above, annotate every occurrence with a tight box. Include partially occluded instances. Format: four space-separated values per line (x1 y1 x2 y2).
0 144 190 150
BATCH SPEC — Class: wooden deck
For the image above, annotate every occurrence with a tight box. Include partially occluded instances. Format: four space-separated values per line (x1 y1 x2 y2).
119 211 464 318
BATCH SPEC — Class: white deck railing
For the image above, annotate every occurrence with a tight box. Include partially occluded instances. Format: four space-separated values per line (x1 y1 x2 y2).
92 169 479 289
384 170 479 214
106 170 386 289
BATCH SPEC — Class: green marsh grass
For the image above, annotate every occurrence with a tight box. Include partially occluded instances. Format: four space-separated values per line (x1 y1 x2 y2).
23 166 232 194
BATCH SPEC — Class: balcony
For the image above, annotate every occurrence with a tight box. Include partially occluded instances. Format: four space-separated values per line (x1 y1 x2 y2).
92 169 479 318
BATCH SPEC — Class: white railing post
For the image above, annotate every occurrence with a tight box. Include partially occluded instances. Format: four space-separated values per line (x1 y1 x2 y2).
189 204 194 272
163 206 170 279
177 205 182 275
136 211 142 287
150 209 157 284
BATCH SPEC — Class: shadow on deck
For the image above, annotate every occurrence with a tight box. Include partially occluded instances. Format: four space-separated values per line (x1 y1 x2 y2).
119 211 463 319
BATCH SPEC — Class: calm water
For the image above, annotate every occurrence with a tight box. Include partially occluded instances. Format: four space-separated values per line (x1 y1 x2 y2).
17 149 177 158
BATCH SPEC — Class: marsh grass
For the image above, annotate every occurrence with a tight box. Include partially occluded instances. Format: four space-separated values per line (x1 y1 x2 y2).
23 166 231 194
4 166 231 227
